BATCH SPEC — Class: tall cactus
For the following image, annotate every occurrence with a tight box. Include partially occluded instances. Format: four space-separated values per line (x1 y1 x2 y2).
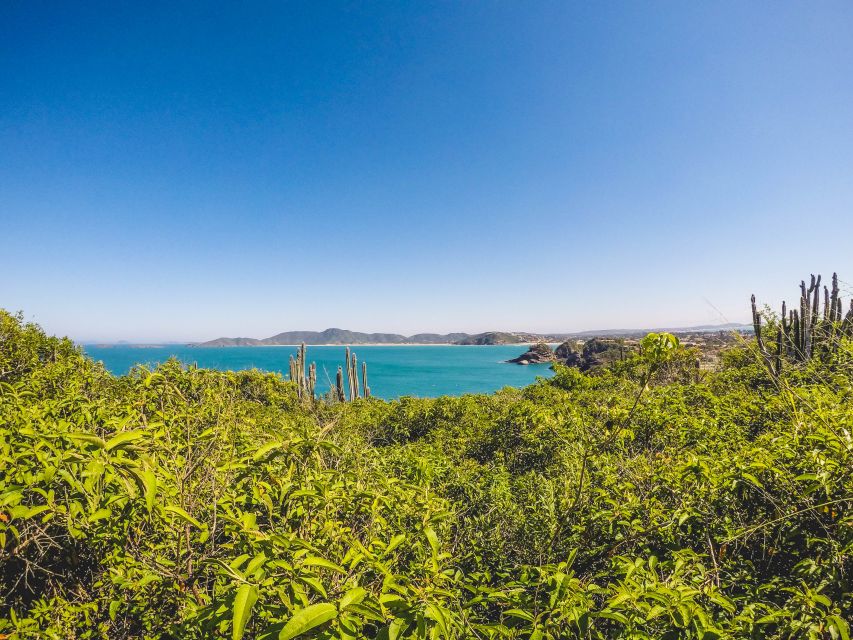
751 294 773 372
345 347 355 400
353 353 361 399
751 294 766 355
831 273 841 322
362 361 370 398
802 279 812 359
288 343 317 401
336 366 345 402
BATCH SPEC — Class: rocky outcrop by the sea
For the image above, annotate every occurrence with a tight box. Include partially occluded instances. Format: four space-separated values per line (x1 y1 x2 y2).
555 341 583 367
507 342 556 365
553 338 631 371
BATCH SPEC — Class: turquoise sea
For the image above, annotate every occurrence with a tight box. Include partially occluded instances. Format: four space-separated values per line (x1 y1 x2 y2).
81 345 555 399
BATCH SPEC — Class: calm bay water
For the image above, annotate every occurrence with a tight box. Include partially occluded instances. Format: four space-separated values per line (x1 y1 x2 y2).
81 344 555 399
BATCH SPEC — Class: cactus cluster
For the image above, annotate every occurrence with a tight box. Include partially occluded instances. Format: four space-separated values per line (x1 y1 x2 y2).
342 346 370 401
752 272 853 375
291 343 370 402
288 343 316 400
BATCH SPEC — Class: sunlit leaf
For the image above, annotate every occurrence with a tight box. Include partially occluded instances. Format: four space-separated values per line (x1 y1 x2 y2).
233 583 258 640
278 603 337 640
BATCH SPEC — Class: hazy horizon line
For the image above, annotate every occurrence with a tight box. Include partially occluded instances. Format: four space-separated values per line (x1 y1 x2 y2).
77 320 752 345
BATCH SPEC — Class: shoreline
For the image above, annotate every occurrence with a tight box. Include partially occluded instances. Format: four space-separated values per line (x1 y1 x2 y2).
87 342 562 348
190 342 559 348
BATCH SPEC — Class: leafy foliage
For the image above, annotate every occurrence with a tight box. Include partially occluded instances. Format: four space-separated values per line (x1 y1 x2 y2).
1 309 851 638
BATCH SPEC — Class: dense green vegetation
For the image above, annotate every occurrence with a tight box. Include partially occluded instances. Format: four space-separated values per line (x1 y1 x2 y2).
1 304 851 639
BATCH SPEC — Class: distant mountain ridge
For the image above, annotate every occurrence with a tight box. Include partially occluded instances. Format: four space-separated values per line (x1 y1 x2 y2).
197 329 499 347
193 323 748 347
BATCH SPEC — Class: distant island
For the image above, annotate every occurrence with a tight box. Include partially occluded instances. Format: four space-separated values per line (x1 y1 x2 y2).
192 323 749 347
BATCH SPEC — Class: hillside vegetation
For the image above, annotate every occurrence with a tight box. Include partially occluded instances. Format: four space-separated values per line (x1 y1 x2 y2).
1 287 851 638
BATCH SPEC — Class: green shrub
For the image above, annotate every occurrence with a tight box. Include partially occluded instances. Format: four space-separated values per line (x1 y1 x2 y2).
1 310 850 639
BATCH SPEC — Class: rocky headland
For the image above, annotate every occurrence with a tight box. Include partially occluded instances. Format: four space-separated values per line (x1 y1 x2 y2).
506 342 556 364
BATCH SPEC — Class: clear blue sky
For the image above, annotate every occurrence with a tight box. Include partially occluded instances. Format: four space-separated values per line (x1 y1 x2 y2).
2 2 853 342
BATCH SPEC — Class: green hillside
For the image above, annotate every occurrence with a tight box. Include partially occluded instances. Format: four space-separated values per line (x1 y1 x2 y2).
1 285 851 638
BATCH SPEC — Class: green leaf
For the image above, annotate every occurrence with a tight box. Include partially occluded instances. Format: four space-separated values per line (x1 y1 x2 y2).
142 468 157 513
344 603 384 623
503 609 534 622
105 429 146 451
164 505 203 529
233 583 258 640
299 576 328 598
598 611 630 625
741 472 763 488
424 603 448 636
794 473 818 482
88 507 112 523
646 605 665 621
302 556 345 574
129 466 157 513
707 590 736 613
253 440 286 462
387 618 406 640
244 552 267 577
339 587 367 611
0 489 23 507
424 527 439 556
811 593 832 608
10 504 51 520
385 534 406 555
424 526 440 571
828 615 850 640
756 612 784 624
65 433 106 448
279 603 337 640
230 554 252 570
